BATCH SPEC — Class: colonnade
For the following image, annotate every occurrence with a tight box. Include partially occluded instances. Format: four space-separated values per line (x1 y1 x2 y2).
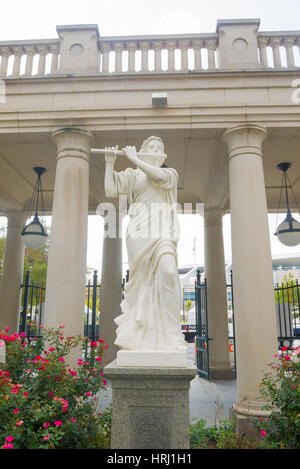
0 124 278 418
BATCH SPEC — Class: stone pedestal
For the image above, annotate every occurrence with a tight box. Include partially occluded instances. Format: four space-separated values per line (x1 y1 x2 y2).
104 360 197 449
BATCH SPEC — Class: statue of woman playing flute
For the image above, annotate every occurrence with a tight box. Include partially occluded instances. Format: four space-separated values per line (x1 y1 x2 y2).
104 136 186 354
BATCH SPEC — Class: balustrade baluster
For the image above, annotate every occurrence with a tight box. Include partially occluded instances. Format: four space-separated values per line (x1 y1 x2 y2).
166 40 176 72
140 41 149 72
152 41 163 72
270 37 282 68
114 42 124 73
0 47 11 77
37 45 48 75
101 42 111 73
179 40 189 72
192 39 203 71
11 46 23 76
284 37 296 68
257 37 269 68
206 39 216 70
49 44 59 74
127 41 137 72
24 46 36 76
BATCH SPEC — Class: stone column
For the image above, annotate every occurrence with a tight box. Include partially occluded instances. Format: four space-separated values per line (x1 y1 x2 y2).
100 211 123 367
0 211 26 332
204 208 234 379
44 128 92 345
222 124 278 418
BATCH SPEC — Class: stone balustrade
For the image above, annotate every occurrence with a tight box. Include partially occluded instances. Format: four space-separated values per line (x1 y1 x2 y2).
0 21 299 78
98 33 218 73
0 39 60 77
258 32 300 68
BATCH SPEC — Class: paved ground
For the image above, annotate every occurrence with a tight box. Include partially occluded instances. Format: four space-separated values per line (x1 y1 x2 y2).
97 344 237 427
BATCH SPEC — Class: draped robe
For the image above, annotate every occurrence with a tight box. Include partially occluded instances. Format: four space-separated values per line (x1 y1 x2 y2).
113 166 187 351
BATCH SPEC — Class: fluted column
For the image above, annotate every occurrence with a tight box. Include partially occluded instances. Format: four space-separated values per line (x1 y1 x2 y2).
44 128 92 350
204 208 234 379
166 41 176 72
206 39 216 70
140 41 149 72
270 37 282 68
258 37 269 68
127 41 137 72
114 42 124 73
24 46 36 76
0 212 26 332
37 45 48 75
11 47 23 76
179 40 189 72
100 211 123 367
153 41 163 72
0 47 11 77
284 37 296 68
192 40 203 71
222 124 278 417
49 44 59 74
101 43 111 73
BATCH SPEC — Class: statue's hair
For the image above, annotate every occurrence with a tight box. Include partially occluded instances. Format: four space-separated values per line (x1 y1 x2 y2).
139 136 166 165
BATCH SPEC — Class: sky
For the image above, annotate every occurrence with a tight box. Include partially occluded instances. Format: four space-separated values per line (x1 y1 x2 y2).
1 0 300 274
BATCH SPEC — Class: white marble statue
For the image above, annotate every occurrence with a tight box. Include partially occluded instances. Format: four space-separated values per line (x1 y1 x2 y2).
104 136 187 364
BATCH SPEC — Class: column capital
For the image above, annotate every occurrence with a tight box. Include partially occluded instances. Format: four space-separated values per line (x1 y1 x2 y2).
165 40 177 50
140 41 150 51
126 41 138 51
24 46 37 56
222 124 268 160
257 37 269 48
269 37 282 48
52 127 93 162
203 207 226 227
100 42 111 53
192 39 204 48
11 46 24 56
6 211 27 228
0 47 11 57
283 36 296 47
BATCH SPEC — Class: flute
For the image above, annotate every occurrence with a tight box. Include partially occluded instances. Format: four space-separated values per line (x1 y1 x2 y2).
90 148 167 159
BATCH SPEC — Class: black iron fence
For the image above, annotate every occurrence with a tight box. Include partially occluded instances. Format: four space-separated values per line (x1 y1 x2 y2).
19 270 45 337
194 270 300 380
19 270 101 342
274 279 300 349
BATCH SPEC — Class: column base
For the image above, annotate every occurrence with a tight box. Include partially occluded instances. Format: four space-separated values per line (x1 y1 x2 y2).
104 359 197 449
232 397 271 417
210 367 236 380
229 407 269 439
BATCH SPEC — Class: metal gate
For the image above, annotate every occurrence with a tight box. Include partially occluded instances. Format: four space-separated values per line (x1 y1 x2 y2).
19 269 101 342
195 270 210 380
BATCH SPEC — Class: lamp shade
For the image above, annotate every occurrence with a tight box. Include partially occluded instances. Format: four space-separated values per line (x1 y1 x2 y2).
21 214 48 249
275 214 300 247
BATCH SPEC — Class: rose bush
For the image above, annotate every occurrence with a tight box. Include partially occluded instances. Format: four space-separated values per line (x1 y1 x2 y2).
0 325 111 449
255 345 300 449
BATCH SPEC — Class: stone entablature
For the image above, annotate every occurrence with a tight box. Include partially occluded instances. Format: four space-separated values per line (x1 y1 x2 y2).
0 19 299 78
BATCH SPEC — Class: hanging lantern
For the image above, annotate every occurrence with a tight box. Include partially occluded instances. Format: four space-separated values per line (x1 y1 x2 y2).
274 162 300 247
21 167 48 250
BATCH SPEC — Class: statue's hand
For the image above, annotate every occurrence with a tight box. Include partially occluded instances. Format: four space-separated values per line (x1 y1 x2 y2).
105 146 119 165
123 146 138 165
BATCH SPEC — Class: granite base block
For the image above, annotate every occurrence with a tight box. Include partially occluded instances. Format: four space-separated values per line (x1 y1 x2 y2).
104 360 197 449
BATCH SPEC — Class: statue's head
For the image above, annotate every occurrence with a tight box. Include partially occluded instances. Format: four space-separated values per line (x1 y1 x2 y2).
139 136 166 167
